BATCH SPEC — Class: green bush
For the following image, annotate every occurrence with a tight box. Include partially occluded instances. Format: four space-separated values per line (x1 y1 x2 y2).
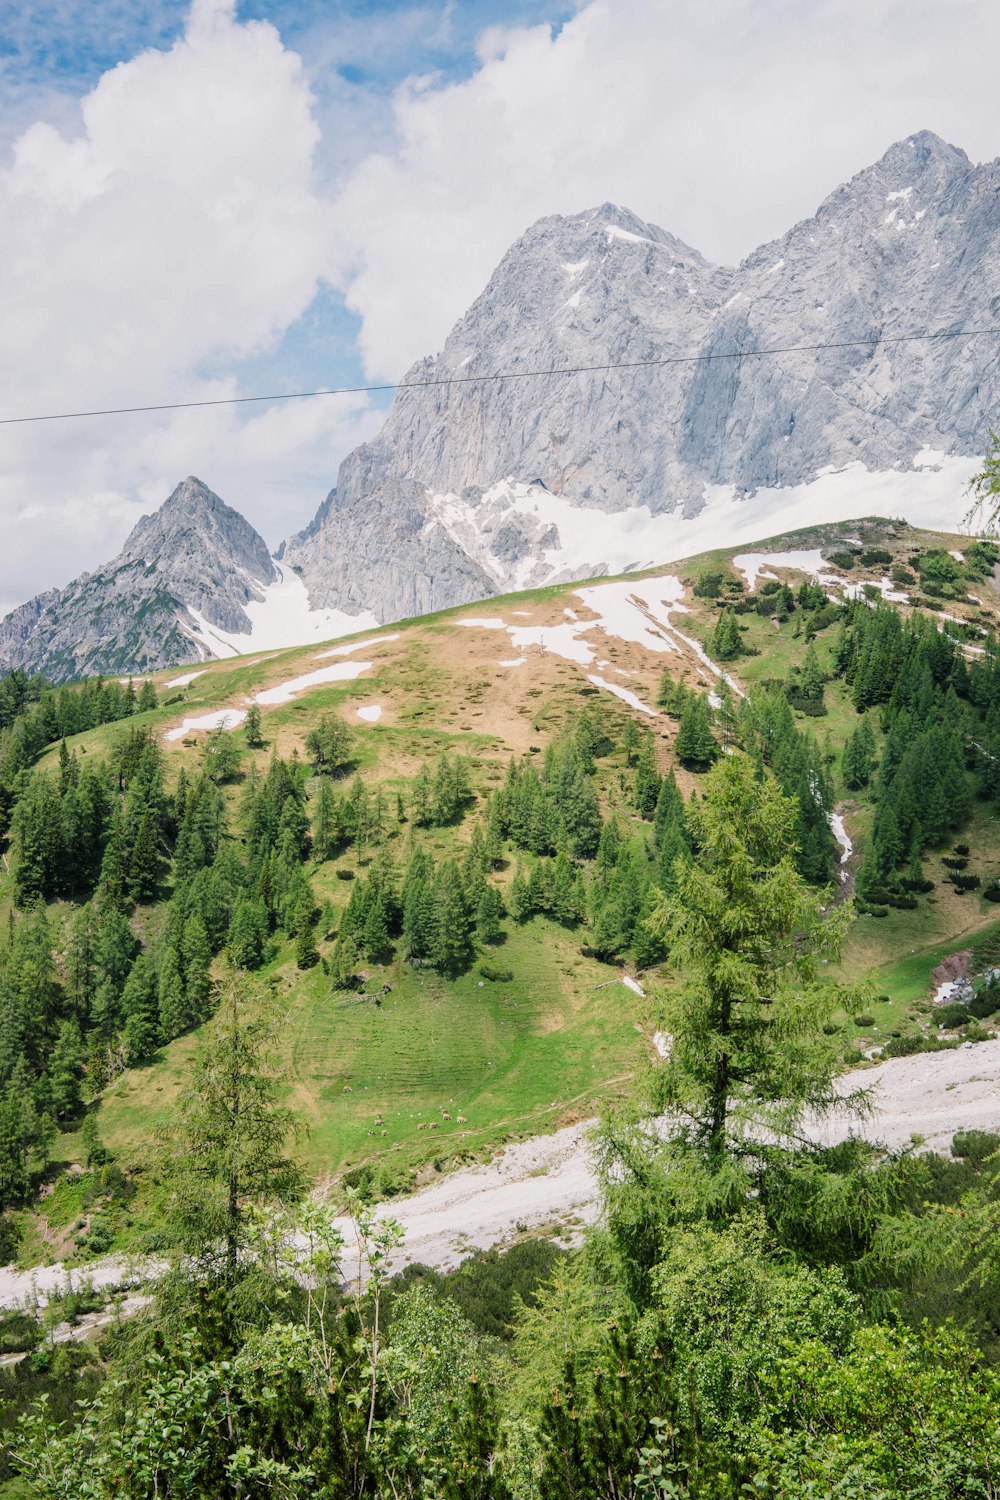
855 1014 876 1028
826 550 856 570
951 1129 1000 1165
883 1033 955 1058
860 547 893 567
936 1003 970 1029
478 962 514 982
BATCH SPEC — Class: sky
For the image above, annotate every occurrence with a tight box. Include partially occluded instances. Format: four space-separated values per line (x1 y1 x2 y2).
2 0 1000 614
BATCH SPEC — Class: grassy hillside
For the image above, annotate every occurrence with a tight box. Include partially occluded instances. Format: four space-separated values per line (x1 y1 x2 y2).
5 511 1000 1261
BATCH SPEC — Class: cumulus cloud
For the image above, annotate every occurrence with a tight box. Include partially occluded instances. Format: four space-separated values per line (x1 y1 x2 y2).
332 0 1000 377
0 0 378 613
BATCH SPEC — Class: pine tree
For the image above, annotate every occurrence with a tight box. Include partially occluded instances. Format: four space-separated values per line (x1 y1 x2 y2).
121 955 160 1062
711 608 743 661
158 946 187 1042
508 866 532 924
622 719 640 768
433 863 473 975
674 696 717 772
228 898 269 970
312 777 340 863
634 733 662 819
128 805 160 903
48 1019 84 1119
182 913 213 1020
475 884 504 944
204 729 241 785
244 703 264 748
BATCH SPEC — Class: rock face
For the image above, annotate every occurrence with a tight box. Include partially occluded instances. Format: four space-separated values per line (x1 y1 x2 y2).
0 478 276 682
285 130 1000 614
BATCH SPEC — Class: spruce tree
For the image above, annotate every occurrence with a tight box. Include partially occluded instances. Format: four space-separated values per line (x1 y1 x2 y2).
48 1019 84 1119
121 955 160 1062
711 607 743 661
158 946 187 1042
675 696 717 772
183 913 213 1020
433 863 473 975
475 884 504 944
244 703 264 749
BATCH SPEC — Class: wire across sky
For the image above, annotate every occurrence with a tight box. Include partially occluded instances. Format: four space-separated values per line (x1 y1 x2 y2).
0 324 995 428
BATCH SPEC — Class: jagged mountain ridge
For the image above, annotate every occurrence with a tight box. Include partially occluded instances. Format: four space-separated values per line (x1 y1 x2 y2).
0 478 276 682
285 130 1000 617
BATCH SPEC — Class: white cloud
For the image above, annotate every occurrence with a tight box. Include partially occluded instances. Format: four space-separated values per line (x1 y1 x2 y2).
332 0 1000 378
0 0 377 614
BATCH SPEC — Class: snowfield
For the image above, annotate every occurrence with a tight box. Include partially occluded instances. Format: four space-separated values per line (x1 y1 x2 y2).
184 562 379 657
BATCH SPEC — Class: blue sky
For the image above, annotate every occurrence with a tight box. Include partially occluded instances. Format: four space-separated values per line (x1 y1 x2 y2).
0 0 575 403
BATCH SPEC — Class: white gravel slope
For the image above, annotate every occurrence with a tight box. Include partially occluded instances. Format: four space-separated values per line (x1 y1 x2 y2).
2 1041 997 1309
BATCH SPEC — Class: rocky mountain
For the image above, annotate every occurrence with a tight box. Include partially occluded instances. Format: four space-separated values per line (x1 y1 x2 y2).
0 478 277 682
285 130 1000 617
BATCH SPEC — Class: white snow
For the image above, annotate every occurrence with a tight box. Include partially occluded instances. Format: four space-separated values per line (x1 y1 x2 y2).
562 258 589 277
182 562 379 658
949 549 965 562
653 1031 671 1059
733 549 833 589
563 290 583 310
459 576 742 701
587 674 657 716
829 812 853 880
165 669 206 689
621 974 646 997
499 657 527 667
317 634 400 659
255 661 373 706
427 458 978 602
605 223 660 247
164 709 246 743
886 186 913 202
766 258 785 272
356 705 383 723
914 446 947 468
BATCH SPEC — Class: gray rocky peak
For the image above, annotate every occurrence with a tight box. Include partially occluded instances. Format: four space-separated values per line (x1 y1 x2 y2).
0 477 276 682
284 130 999 619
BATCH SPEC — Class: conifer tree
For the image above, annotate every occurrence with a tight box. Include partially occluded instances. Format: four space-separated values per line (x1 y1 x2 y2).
244 703 264 748
48 1019 84 1119
183 913 213 1021
475 884 504 944
634 732 662 819
711 608 743 661
674 696 717 772
121 956 160 1062
228 898 269 970
128 805 160 903
158 946 187 1041
433 862 473 975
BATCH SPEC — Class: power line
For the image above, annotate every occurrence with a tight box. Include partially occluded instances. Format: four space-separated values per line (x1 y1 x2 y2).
0 324 996 427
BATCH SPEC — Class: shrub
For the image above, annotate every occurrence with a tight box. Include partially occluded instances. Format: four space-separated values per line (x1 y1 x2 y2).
891 565 916 586
478 963 514 983
982 880 1000 903
855 1013 876 1028
969 985 1000 1020
954 843 971 856
826 550 856 570
947 873 981 893
942 856 968 871
936 1002 970 1029
883 1033 954 1058
693 571 724 598
336 869 355 881
952 1129 1000 1164
860 547 893 567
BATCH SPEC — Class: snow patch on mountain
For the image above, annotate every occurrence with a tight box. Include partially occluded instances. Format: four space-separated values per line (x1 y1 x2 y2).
425 458 976 599
183 562 378 657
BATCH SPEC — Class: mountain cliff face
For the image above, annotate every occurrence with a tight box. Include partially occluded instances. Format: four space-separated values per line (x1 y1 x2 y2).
0 478 276 682
285 130 1000 615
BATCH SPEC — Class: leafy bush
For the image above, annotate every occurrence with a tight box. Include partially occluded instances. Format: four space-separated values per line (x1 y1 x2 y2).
860 547 893 567
855 1014 876 1028
478 963 514 983
883 1033 955 1058
952 1129 1000 1164
936 1003 970 1029
969 984 1000 1020
891 565 916 586
826 550 856 570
